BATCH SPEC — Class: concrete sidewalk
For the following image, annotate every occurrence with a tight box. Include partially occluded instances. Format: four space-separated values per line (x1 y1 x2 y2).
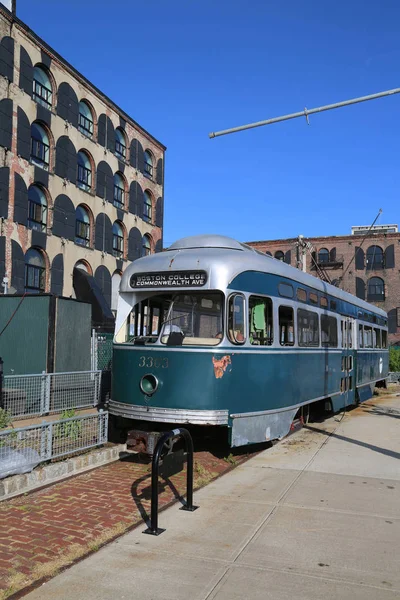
27 394 400 600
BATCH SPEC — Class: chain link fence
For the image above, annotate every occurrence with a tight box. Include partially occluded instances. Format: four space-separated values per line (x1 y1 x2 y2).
1 371 101 420
91 331 113 403
0 412 108 479
91 331 113 371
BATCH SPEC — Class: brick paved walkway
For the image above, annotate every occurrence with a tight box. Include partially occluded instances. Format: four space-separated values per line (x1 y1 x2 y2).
0 450 247 599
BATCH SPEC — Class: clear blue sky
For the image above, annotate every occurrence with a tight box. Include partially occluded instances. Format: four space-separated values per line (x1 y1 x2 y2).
18 0 399 246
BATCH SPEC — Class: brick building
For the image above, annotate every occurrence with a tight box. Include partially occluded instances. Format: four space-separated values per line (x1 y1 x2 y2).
0 3 165 313
247 225 400 344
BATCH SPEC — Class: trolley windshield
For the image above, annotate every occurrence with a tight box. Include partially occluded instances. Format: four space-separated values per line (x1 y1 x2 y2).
122 292 223 346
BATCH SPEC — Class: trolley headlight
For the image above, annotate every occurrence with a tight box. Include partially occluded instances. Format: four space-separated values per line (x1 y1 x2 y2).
139 374 159 396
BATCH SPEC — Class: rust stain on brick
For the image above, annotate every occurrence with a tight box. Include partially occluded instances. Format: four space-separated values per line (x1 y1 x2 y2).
212 355 232 379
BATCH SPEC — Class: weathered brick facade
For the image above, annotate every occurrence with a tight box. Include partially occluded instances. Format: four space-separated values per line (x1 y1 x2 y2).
247 231 400 343
0 5 165 310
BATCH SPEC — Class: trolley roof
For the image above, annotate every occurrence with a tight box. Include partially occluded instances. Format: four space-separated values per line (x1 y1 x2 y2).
120 234 386 317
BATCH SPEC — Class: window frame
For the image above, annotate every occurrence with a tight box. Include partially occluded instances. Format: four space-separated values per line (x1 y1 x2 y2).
367 277 385 302
318 248 329 263
112 222 124 258
27 185 47 232
142 234 151 257
248 295 274 346
144 150 153 178
279 305 295 346
78 101 94 137
75 205 90 247
32 65 52 108
278 282 294 298
30 122 50 169
320 314 338 347
143 191 153 223
366 245 384 270
297 308 319 347
77 151 92 192
227 293 246 345
113 173 125 209
115 128 126 159
25 249 46 293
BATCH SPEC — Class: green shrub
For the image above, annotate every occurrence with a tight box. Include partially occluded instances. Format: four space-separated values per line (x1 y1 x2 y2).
54 409 82 440
389 347 400 372
0 407 13 430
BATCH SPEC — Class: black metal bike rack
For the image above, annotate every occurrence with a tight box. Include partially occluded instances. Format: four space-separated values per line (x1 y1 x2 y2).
143 427 198 536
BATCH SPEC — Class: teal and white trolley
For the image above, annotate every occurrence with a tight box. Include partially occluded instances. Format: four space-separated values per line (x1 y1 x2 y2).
110 235 388 448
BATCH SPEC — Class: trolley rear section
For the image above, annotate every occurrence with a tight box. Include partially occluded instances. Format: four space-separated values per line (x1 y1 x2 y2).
109 235 388 449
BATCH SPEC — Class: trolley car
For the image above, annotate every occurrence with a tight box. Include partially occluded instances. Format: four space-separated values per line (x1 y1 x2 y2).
110 234 388 448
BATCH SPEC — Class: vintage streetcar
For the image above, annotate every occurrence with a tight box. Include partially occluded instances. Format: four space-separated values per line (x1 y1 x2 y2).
109 234 388 449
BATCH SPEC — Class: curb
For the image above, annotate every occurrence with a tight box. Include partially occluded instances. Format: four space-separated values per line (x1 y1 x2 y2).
0 443 127 501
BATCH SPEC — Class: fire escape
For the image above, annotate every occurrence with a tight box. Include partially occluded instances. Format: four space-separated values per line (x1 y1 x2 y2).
296 238 344 286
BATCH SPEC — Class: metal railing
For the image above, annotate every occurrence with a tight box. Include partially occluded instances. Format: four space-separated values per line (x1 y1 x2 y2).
0 412 108 479
2 370 101 420
388 372 400 383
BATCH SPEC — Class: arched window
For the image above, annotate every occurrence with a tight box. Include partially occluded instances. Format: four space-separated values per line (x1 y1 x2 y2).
31 122 50 169
275 251 284 261
144 150 153 178
25 248 46 293
74 260 91 273
28 185 47 232
142 234 151 257
112 221 124 257
78 100 93 137
77 151 92 191
366 246 384 270
265 251 272 256
318 248 329 263
367 277 385 301
75 205 90 247
115 128 126 159
33 65 52 108
143 190 152 223
113 172 125 208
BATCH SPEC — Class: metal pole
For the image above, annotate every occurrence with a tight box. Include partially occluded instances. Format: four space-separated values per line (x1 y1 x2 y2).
209 88 400 138
143 427 198 536
179 428 197 512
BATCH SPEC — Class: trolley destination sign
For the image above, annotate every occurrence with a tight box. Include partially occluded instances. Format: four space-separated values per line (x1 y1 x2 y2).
130 270 207 288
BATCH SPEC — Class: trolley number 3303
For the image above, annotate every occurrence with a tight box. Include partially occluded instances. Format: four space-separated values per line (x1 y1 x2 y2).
139 356 168 368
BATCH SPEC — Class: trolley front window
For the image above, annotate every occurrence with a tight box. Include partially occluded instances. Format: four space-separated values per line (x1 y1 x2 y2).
123 292 223 346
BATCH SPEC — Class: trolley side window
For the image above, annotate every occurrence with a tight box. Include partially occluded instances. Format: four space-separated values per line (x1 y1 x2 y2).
321 315 338 347
297 308 319 347
279 306 294 346
228 294 245 344
374 328 381 348
382 330 388 348
249 296 273 346
358 324 364 348
364 325 373 348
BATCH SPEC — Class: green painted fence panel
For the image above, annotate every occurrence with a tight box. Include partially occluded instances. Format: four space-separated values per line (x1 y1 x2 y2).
0 295 50 375
54 298 91 372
